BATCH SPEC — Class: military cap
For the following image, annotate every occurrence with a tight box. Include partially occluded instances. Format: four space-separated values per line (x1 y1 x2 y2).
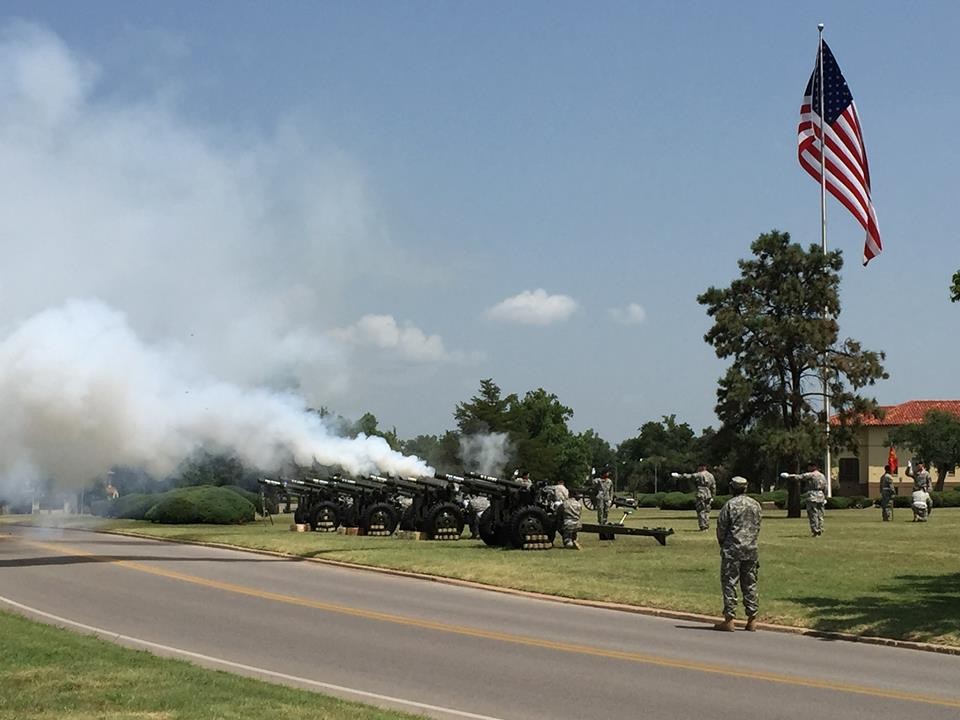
730 476 748 487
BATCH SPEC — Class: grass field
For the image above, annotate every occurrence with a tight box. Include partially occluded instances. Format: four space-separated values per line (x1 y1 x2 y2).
4 506 959 646
0 609 424 720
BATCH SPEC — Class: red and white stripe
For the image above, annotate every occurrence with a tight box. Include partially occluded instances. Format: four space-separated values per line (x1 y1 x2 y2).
798 97 882 265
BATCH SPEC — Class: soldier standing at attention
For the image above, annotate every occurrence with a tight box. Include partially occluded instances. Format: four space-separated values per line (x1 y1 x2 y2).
592 468 614 525
672 463 716 531
879 465 897 522
715 476 761 632
782 462 828 536
906 462 933 516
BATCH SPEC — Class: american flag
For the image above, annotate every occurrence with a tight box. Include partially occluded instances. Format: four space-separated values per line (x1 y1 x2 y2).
797 41 881 265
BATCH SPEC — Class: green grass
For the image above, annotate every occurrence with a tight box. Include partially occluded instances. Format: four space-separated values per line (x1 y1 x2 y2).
5 507 959 646
0 609 424 720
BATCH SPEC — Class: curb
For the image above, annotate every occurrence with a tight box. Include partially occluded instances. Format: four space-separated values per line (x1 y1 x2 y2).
81 526 960 657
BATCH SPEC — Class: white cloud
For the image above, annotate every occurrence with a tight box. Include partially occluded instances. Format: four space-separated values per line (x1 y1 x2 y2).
333 314 451 363
609 302 648 325
485 288 579 326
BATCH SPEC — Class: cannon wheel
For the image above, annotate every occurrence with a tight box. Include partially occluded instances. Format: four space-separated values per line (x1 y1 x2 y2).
424 502 464 540
478 507 503 546
362 502 399 536
309 501 341 532
400 504 417 531
581 495 596 511
509 505 555 549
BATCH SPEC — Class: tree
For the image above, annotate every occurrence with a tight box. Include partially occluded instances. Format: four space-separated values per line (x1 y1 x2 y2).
349 412 400 450
889 410 960 492
616 415 700 492
951 270 960 303
697 230 887 513
454 379 518 435
453 380 590 483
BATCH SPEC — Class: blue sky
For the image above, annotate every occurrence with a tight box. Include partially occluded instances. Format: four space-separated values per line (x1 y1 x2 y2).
2 1 958 445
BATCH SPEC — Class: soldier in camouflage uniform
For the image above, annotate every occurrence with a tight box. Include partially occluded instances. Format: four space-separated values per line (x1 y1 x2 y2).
781 462 827 536
715 476 761 631
672 463 716 531
879 464 897 522
548 478 582 550
515 469 533 489
906 462 933 516
592 468 614 525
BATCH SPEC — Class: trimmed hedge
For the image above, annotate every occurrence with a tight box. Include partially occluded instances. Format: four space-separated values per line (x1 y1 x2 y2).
221 485 278 515
636 494 661 508
93 492 167 520
660 492 696 511
144 486 255 524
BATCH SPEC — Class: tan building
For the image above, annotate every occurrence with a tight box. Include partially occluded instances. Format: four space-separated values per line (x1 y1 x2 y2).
833 400 960 497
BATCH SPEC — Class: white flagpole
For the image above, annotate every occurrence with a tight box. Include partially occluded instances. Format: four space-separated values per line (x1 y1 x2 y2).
817 23 832 498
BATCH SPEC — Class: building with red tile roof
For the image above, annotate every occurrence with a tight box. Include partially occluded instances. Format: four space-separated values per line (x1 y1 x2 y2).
833 400 960 497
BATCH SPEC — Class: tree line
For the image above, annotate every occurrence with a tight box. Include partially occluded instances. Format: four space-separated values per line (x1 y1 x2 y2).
95 231 960 500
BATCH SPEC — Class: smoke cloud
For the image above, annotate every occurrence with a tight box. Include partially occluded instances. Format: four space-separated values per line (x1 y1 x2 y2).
0 22 447 492
458 433 512 477
0 300 432 490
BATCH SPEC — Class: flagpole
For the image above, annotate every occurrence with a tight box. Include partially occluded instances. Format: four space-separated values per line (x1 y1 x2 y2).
817 22 833 498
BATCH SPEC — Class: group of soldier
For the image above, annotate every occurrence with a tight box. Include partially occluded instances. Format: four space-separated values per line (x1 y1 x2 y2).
881 461 933 522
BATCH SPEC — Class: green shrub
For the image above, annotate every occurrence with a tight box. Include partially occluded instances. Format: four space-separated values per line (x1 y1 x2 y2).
145 486 255 524
760 490 788 505
893 495 913 508
932 491 960 508
711 495 730 509
636 494 660 508
102 492 165 520
89 499 111 517
221 485 278 515
660 492 696 511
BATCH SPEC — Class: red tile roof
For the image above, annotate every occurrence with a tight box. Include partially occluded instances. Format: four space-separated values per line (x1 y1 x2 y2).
834 400 960 426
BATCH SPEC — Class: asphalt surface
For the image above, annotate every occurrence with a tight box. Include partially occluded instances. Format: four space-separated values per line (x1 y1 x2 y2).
3 524 960 720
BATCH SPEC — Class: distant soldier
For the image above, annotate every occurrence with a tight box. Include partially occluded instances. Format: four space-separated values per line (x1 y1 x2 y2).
912 488 931 522
515 469 533 489
672 463 716 531
463 494 490 539
906 462 933 516
592 468 614 525
781 462 827 536
715 476 761 632
879 465 897 522
548 478 581 550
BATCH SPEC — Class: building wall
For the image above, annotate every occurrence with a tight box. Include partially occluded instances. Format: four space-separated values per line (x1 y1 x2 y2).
835 426 960 497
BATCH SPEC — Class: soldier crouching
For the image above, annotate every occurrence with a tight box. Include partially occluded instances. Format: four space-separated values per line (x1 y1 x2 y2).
560 495 583 549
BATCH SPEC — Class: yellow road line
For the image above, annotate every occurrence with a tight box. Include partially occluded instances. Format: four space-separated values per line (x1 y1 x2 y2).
17 537 960 710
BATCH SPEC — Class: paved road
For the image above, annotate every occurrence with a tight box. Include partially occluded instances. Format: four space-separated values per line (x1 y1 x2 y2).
3 525 959 720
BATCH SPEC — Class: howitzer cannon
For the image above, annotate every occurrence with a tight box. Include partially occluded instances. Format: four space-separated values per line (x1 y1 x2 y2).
439 471 557 550
259 475 403 536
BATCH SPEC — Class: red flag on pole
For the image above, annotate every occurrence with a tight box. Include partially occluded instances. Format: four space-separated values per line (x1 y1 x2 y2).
887 446 898 474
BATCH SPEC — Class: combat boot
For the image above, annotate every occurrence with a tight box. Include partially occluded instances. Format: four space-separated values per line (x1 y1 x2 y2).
745 615 758 632
713 616 735 632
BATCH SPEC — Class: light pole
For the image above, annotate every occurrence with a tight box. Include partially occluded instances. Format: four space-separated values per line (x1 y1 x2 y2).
640 458 660 494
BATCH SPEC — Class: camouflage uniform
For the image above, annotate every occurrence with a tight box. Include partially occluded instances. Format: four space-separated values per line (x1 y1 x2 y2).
906 466 933 515
788 471 827 536
912 490 930 522
716 492 762 619
679 470 716 530
548 484 581 548
879 472 897 522
465 495 490 538
592 475 614 525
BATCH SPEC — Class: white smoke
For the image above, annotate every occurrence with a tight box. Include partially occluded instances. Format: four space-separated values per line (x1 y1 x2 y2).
458 433 512 477
0 300 432 490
